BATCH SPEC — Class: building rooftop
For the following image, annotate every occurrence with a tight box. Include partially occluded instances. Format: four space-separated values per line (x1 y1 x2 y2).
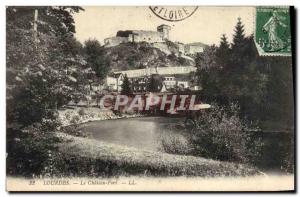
108 73 123 78
157 24 171 28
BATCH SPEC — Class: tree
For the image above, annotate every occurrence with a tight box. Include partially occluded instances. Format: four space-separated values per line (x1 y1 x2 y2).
84 39 110 80
195 45 222 100
196 18 270 120
6 6 85 127
219 34 230 49
216 34 231 69
147 74 162 92
260 56 293 128
230 17 250 71
232 17 245 50
195 45 218 70
6 6 87 176
121 74 132 95
189 103 263 164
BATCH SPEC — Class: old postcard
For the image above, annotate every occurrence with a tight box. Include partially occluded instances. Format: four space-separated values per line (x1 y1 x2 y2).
6 6 295 191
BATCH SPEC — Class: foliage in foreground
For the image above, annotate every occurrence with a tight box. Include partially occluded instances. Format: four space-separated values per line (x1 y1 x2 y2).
6 6 88 177
160 103 263 165
159 132 191 155
189 103 263 164
51 133 259 177
7 118 61 177
7 7 87 127
195 18 294 129
7 128 260 177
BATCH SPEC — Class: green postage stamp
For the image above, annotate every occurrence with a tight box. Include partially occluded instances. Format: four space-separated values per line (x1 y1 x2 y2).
255 6 292 56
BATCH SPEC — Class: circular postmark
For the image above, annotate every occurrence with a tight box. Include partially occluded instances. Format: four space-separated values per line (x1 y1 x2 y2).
149 6 198 22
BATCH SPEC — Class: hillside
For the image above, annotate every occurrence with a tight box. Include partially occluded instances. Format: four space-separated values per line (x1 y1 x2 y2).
103 42 195 71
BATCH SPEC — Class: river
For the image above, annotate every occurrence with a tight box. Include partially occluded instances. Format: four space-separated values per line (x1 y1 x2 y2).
78 116 293 172
78 116 186 151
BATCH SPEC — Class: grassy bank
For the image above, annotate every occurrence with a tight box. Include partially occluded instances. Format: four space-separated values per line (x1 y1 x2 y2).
55 133 261 177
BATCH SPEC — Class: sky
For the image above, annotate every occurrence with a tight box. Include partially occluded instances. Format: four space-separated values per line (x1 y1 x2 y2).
73 6 255 46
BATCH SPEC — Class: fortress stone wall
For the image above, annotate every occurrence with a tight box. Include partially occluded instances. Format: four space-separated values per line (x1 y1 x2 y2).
104 37 129 47
104 24 170 48
103 24 207 55
128 30 163 43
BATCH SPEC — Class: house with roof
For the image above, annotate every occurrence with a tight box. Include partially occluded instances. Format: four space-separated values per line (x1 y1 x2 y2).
162 74 190 90
184 42 207 55
104 71 197 93
105 73 124 92
131 77 148 92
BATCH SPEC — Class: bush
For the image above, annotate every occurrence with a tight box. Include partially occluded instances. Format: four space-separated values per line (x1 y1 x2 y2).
70 115 80 125
189 103 263 164
64 111 72 120
60 124 88 138
78 108 86 116
6 118 61 177
159 132 192 155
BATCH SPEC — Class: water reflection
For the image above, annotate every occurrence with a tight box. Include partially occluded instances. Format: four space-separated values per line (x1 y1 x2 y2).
79 117 184 151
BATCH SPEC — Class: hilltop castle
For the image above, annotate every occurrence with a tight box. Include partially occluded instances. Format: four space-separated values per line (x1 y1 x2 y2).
104 24 171 47
103 25 206 56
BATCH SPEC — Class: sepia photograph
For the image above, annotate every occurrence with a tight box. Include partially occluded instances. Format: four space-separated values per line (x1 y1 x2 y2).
5 5 295 192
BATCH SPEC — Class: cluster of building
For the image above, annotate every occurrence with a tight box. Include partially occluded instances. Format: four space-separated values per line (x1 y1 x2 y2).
85 25 206 96
104 24 206 56
105 66 200 93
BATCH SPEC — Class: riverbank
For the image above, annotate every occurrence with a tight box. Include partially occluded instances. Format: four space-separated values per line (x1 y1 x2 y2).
59 111 294 174
55 132 261 177
58 106 144 127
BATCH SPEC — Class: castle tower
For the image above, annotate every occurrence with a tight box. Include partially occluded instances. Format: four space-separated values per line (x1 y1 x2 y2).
157 24 171 40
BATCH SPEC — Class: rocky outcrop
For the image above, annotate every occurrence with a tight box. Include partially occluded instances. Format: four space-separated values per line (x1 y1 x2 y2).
103 42 195 71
